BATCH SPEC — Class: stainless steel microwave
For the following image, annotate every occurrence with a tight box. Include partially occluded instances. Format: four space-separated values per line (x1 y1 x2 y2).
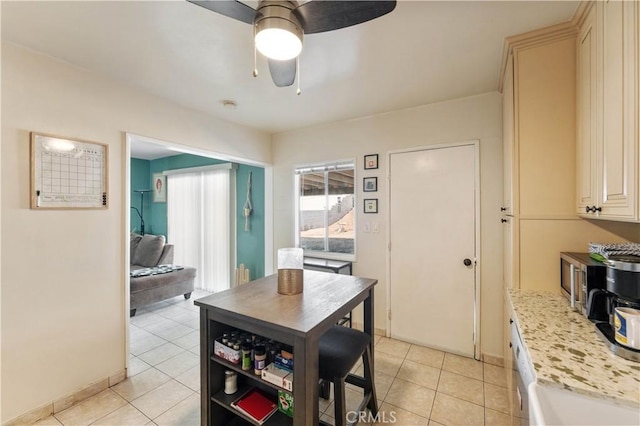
560 252 607 315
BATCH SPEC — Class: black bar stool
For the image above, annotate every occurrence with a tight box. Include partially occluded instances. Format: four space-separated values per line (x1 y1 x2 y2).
318 325 378 426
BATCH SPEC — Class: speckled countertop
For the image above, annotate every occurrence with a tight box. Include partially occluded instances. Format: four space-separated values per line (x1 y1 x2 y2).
508 289 640 408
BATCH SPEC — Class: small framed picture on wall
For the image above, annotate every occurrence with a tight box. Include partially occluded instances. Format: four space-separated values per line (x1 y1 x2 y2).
153 173 166 203
364 199 378 214
363 177 377 192
364 154 378 170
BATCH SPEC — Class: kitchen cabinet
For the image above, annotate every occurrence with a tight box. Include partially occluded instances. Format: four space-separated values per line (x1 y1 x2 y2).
577 0 639 222
500 18 634 293
502 54 515 217
501 28 578 290
576 3 598 213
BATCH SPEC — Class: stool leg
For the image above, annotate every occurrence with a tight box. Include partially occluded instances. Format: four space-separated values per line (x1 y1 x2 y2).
333 377 347 426
319 378 330 400
363 346 378 415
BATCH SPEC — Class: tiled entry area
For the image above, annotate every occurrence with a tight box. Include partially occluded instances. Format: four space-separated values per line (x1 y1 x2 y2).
33 291 513 426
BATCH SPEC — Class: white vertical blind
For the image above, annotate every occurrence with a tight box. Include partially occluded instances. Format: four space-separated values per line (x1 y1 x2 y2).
167 168 233 293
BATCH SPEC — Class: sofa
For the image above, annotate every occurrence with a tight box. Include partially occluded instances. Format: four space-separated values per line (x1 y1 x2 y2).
130 233 196 316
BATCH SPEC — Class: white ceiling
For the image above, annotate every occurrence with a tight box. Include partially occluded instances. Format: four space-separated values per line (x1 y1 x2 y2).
2 0 578 141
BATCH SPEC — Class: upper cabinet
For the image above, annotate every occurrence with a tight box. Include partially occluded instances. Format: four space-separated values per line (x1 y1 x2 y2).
576 4 598 213
577 0 639 222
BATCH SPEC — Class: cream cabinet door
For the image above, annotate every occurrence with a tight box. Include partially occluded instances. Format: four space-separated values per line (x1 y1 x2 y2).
503 215 515 290
576 5 598 215
598 0 638 220
502 54 515 216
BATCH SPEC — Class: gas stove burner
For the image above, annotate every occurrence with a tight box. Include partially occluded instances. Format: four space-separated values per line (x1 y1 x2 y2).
594 322 640 362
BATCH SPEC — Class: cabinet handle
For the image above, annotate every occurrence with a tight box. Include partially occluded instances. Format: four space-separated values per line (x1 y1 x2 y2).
501 218 508 223
585 206 592 213
509 319 513 324
509 342 512 348
500 207 507 212
594 206 602 212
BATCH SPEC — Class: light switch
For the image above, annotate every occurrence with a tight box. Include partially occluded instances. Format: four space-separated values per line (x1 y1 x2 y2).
372 222 379 233
363 222 371 232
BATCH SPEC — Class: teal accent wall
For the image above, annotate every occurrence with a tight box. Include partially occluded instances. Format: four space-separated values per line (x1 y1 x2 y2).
130 153 266 280
237 166 265 280
130 158 150 234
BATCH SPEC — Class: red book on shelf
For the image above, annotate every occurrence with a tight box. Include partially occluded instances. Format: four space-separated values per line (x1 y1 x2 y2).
231 388 277 424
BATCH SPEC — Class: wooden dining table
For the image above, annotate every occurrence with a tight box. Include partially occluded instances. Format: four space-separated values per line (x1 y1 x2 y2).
195 269 377 425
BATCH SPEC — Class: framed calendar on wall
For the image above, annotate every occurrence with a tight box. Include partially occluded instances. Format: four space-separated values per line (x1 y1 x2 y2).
30 132 108 209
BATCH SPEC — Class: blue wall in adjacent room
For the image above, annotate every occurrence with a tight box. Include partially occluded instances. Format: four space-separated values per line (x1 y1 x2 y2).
130 158 151 234
130 153 266 280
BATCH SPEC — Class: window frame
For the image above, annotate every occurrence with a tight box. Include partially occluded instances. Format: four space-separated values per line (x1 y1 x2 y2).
294 159 357 262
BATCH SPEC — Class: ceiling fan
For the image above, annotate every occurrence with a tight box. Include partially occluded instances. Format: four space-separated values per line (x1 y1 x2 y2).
187 0 397 91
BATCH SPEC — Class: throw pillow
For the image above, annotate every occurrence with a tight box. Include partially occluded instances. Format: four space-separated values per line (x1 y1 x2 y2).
132 234 166 267
130 232 142 263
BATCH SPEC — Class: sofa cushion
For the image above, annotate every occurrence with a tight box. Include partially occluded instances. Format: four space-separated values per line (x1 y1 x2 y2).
130 232 143 261
132 234 166 267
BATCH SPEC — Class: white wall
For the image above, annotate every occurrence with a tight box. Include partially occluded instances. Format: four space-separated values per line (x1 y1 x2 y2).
272 92 504 358
0 42 271 422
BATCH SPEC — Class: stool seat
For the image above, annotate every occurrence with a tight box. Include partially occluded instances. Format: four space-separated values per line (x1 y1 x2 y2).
319 326 370 379
318 326 377 426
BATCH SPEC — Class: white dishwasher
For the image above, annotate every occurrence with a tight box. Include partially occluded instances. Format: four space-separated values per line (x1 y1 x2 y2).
511 317 535 422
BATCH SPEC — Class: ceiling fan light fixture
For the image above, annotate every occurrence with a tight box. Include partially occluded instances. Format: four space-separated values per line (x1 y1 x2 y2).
254 2 303 61
255 26 302 60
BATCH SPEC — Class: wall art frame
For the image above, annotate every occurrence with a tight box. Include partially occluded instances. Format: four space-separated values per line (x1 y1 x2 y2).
363 177 378 192
30 132 108 209
364 198 378 214
364 154 379 170
152 173 167 203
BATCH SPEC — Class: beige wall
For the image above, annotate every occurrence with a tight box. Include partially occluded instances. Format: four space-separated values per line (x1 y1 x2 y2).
0 43 271 422
272 92 505 359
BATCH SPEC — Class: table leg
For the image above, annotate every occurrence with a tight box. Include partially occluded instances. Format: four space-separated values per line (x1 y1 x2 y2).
364 288 378 414
293 335 319 425
199 309 209 426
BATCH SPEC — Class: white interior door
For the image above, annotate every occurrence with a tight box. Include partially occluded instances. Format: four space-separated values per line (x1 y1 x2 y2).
389 143 478 358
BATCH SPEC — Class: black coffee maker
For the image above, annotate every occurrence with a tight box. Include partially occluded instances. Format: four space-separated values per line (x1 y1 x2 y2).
587 255 640 359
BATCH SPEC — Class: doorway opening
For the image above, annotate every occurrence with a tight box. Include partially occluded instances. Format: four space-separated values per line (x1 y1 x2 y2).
124 132 273 380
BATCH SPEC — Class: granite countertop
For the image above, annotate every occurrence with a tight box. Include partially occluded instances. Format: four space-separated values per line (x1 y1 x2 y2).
508 289 640 408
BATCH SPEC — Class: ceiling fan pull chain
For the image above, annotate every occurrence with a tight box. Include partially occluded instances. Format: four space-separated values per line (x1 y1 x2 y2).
252 23 258 78
296 55 301 95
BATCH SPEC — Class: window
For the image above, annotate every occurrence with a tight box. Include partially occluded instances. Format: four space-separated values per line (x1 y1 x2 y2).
295 160 355 260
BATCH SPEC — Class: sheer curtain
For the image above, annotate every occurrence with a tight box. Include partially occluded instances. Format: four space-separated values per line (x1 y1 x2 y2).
167 167 233 293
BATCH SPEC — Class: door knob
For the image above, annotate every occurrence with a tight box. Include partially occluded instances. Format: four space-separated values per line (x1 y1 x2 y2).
463 258 472 266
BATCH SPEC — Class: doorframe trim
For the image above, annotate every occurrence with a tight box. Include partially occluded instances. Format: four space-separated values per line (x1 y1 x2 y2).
385 140 481 360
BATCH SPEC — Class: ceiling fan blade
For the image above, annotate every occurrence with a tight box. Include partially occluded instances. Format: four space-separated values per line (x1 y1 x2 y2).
187 0 256 25
294 1 396 34
268 58 296 87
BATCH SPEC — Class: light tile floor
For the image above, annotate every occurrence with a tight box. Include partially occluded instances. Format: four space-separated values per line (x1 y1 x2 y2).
34 290 516 425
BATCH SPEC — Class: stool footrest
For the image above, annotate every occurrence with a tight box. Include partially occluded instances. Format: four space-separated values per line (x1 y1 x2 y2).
345 373 366 389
